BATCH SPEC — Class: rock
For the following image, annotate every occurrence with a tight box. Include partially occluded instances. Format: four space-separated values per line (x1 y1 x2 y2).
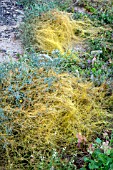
91 50 103 56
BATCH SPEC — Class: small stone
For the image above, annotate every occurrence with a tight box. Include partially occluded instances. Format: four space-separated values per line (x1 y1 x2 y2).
91 50 102 56
13 14 16 17
16 9 24 15
0 49 6 53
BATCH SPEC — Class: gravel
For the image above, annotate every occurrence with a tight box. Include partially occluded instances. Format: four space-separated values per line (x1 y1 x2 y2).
0 0 24 63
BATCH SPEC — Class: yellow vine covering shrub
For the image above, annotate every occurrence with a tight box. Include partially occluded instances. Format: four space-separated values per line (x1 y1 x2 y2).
26 10 100 53
1 69 111 159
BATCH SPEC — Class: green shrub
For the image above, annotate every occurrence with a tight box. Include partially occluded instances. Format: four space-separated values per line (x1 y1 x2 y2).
81 132 113 170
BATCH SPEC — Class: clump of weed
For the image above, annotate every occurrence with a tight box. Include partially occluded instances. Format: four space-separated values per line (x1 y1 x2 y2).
1 58 112 168
22 9 101 53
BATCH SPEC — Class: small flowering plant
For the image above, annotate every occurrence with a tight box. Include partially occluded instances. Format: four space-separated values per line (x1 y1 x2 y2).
88 131 113 155
81 132 113 170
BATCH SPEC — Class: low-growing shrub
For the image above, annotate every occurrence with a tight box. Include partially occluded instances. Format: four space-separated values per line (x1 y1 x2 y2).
18 0 73 10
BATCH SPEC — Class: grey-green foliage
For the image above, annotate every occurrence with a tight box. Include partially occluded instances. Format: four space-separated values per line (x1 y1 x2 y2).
18 0 73 17
17 0 56 20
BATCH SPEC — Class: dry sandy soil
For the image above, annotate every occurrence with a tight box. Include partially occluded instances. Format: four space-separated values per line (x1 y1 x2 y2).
0 0 24 63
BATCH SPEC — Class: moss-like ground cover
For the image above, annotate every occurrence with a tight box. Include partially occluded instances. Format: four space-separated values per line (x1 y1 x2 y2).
0 0 113 169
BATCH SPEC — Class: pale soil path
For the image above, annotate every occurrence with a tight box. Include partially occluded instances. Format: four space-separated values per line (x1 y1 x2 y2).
0 0 24 63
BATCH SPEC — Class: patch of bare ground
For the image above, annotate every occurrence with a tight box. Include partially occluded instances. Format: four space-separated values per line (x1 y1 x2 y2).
0 0 24 63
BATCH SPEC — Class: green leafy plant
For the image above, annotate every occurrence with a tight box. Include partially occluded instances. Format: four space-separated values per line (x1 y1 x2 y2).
37 148 76 170
81 132 113 170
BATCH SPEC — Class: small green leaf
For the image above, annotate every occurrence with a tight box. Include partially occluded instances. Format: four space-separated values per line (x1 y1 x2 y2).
84 157 90 162
80 168 86 170
95 138 101 144
106 149 111 155
110 139 113 144
89 161 99 169
110 163 113 169
92 67 96 73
